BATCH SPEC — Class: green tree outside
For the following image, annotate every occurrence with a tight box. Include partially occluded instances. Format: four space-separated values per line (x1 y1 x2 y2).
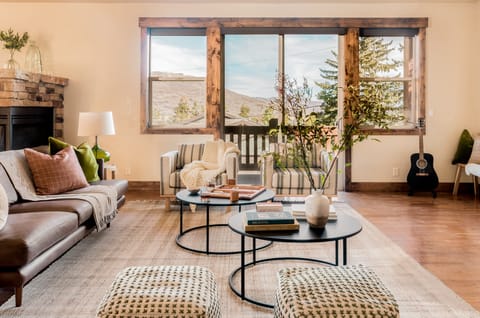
317 37 405 126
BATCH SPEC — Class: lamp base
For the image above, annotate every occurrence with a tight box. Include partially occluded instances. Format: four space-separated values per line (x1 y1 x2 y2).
92 144 111 162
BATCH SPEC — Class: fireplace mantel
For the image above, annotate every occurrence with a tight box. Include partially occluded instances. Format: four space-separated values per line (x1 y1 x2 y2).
0 69 69 150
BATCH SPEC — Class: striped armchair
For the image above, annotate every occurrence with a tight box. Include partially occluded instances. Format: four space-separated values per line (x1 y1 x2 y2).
260 143 337 196
160 143 239 210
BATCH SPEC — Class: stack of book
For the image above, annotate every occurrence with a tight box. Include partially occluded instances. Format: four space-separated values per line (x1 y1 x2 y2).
244 210 300 232
290 204 338 221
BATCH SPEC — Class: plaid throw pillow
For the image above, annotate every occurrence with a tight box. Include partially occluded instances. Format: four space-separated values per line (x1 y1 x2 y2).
24 146 89 195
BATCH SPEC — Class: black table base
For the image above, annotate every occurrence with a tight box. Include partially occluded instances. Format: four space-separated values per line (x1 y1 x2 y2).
227 211 362 309
176 223 273 255
229 256 336 308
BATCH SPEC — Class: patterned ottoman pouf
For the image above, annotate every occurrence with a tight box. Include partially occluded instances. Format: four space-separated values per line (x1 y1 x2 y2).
273 265 399 318
96 265 221 318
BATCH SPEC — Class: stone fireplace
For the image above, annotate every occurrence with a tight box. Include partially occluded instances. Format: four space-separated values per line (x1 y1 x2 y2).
0 69 68 151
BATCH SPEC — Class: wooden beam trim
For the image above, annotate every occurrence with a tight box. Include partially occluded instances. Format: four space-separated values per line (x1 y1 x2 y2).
139 17 428 29
140 27 149 134
206 25 222 139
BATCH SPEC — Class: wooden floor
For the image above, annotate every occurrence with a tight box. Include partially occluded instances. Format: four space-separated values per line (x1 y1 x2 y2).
2 189 479 312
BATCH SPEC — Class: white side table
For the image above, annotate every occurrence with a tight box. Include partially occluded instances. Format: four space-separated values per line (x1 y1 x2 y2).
103 163 117 180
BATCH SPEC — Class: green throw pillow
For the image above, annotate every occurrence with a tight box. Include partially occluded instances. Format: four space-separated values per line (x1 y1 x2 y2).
48 137 100 182
451 129 474 164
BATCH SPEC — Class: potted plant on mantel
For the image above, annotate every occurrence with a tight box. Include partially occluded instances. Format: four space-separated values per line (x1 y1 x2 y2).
267 75 403 228
0 28 29 70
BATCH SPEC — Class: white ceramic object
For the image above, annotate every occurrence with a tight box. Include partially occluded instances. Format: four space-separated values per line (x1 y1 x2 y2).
305 190 330 228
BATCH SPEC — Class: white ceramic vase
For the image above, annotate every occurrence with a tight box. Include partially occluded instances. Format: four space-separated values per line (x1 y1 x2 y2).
305 190 330 228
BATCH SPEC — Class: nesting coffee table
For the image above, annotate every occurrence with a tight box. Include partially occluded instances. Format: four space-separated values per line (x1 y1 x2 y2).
228 210 362 308
175 189 275 255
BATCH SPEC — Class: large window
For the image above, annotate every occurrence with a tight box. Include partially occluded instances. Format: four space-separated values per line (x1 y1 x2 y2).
224 35 277 126
359 34 417 130
139 18 427 135
149 30 206 129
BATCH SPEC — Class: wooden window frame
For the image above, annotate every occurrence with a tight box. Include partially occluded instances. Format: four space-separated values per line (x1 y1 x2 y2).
139 17 428 137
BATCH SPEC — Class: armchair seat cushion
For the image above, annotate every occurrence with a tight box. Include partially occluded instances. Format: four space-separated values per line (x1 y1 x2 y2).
272 168 330 195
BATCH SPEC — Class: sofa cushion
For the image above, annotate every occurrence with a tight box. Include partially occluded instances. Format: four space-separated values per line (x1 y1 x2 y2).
24 147 89 195
0 184 7 231
48 137 100 183
176 144 204 169
8 200 93 226
0 165 18 204
271 167 329 194
0 211 78 267
90 179 129 200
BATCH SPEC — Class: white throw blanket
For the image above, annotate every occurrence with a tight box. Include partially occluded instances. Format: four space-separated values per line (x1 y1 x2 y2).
180 140 239 189
465 163 480 177
0 150 117 231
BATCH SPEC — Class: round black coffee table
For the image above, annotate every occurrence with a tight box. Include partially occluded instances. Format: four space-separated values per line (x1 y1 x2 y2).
175 189 275 255
228 210 362 308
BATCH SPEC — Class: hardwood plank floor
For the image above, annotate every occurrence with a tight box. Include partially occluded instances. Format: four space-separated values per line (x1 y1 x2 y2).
2 189 479 312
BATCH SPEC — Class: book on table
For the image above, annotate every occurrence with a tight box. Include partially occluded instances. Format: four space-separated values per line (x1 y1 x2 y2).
245 211 295 225
289 204 337 220
244 219 300 232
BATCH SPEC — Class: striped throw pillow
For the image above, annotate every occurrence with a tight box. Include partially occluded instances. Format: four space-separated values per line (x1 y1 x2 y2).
176 144 205 169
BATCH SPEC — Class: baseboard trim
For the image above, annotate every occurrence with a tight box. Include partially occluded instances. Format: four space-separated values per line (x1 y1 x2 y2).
127 181 473 194
128 181 160 192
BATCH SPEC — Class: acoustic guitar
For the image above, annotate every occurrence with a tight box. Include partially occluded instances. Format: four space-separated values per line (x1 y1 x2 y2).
407 118 439 197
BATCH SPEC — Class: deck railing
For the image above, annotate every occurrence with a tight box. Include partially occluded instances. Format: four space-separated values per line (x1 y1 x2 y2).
224 120 277 171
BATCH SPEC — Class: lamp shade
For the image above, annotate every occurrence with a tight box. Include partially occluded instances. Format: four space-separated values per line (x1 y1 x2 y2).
77 112 115 137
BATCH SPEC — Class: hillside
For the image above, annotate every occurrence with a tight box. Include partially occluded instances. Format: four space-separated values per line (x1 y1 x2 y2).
150 72 272 126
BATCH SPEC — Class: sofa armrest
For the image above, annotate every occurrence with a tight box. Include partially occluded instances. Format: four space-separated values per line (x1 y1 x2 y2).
260 152 274 189
160 150 178 196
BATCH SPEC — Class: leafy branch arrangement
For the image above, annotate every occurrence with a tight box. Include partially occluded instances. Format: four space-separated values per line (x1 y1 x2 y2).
0 28 29 59
268 75 404 192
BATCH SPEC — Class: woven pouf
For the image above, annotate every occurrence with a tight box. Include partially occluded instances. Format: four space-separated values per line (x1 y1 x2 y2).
96 265 222 318
273 265 399 318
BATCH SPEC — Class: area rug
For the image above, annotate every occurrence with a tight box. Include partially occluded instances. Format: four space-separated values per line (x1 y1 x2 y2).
0 200 479 318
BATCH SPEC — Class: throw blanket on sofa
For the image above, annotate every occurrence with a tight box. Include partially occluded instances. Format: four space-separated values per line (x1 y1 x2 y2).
180 140 239 189
0 150 117 231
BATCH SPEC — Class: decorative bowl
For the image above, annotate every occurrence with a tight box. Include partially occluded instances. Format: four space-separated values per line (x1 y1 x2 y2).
187 188 200 195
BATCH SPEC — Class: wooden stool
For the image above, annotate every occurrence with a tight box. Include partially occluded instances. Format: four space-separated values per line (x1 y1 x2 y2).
96 266 221 318
273 265 399 318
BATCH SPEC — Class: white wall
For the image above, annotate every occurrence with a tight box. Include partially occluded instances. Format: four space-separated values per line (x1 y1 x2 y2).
0 1 477 183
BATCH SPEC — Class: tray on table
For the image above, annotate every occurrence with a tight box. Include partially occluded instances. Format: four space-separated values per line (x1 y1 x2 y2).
201 184 266 200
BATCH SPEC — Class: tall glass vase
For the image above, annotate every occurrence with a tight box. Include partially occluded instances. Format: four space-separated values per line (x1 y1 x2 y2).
24 41 42 73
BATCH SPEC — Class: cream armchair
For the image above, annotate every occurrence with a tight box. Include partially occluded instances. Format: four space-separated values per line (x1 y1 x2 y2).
260 143 337 196
160 143 239 210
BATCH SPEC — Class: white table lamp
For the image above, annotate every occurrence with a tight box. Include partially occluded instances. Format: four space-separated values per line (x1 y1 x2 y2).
77 111 115 161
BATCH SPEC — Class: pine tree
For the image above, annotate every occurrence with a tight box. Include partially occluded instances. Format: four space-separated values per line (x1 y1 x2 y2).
317 37 404 126
172 97 201 123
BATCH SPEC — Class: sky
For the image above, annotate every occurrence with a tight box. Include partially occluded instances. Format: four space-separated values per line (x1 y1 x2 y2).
151 34 338 100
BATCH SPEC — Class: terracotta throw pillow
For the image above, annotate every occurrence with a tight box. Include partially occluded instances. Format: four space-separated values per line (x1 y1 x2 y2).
0 184 8 231
24 146 89 195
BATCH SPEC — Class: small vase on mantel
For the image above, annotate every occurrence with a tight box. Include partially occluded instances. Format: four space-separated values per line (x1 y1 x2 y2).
305 189 330 229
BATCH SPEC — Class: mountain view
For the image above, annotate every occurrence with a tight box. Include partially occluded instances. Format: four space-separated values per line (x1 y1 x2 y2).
150 72 272 127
